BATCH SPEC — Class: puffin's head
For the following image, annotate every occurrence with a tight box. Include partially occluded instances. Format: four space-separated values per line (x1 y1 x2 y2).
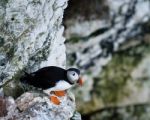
67 68 83 86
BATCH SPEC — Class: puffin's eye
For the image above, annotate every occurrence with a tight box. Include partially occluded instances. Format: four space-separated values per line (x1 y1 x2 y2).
72 73 75 76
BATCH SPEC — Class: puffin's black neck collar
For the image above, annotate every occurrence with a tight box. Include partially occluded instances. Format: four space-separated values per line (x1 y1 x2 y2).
66 79 74 85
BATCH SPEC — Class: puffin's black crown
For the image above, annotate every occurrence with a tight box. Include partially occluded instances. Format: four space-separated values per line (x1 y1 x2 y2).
67 68 80 75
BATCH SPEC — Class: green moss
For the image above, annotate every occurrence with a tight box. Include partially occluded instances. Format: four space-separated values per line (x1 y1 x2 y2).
29 37 51 62
79 43 150 114
3 82 24 99
3 70 24 99
94 43 150 104
24 18 31 24
24 18 35 25
30 49 49 62
6 47 15 59
39 32 45 37
67 36 81 43
0 0 8 6
93 46 144 104
12 70 23 81
67 54 76 65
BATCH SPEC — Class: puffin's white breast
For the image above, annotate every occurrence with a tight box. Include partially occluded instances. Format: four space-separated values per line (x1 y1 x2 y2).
43 80 72 95
51 80 72 91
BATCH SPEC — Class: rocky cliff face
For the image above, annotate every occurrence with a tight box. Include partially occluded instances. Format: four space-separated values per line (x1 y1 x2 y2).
64 0 150 118
0 92 77 120
0 0 81 120
65 0 150 75
0 0 66 88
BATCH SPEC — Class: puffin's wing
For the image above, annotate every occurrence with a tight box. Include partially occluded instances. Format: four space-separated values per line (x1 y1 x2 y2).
30 66 67 89
33 66 66 80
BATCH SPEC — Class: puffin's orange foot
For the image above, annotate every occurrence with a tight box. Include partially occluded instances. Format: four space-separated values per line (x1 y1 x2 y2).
50 95 61 105
53 90 66 97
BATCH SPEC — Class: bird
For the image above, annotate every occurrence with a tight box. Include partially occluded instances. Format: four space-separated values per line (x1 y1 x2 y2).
20 66 83 105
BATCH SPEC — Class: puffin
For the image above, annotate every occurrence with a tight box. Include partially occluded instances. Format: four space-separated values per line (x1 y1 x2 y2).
20 66 83 105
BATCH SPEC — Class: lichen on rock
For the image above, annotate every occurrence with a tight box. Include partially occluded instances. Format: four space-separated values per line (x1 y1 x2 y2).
0 0 80 119
0 91 76 120
0 0 67 87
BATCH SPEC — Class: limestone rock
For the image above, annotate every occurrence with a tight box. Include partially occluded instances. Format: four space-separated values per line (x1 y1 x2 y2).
0 91 76 120
0 0 67 87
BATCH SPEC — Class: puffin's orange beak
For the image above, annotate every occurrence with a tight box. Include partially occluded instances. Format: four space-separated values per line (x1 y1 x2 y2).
77 77 83 86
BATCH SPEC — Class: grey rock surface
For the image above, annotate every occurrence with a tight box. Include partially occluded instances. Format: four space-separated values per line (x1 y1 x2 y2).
0 0 67 86
66 0 150 75
64 1 150 118
0 92 76 120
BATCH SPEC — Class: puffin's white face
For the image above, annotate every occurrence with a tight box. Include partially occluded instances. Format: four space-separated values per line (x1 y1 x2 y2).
67 70 79 83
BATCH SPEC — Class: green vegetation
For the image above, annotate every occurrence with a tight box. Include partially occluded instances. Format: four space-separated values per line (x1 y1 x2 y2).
94 52 141 104
0 0 8 6
3 70 24 99
6 47 15 59
93 43 150 104
66 36 81 43
78 42 150 114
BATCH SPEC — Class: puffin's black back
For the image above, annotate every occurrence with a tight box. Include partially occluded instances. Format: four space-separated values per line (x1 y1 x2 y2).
20 66 67 89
